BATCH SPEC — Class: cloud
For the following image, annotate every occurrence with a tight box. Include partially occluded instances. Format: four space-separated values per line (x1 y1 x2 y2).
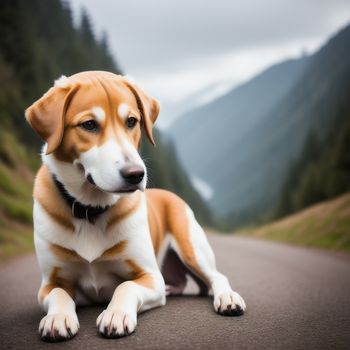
135 38 321 126
69 0 350 125
70 0 350 68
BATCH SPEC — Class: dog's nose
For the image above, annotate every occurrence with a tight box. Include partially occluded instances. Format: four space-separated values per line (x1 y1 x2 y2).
120 164 145 185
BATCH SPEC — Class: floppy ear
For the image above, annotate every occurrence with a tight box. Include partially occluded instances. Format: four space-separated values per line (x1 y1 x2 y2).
25 84 78 154
124 80 160 145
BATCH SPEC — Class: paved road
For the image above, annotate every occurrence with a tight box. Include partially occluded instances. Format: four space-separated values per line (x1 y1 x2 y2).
1 234 350 350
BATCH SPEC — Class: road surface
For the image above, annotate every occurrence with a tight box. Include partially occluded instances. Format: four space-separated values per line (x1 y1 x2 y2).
1 234 350 350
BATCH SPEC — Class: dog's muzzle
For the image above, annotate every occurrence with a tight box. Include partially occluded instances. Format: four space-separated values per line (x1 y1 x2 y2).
120 164 144 185
86 163 145 194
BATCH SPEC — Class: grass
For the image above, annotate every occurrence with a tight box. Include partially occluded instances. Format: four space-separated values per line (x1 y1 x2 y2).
0 130 36 261
0 192 33 223
238 193 350 253
0 220 34 259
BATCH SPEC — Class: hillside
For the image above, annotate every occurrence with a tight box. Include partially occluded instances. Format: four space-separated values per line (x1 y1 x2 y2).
169 57 309 209
170 56 309 168
170 24 350 228
0 130 37 259
277 109 350 217
238 193 350 253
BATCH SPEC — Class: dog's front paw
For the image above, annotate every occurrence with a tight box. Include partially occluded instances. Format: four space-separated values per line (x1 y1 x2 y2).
39 313 79 342
96 308 137 338
214 291 246 316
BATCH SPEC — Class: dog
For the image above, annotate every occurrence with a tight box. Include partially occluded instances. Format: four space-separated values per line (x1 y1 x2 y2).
25 71 246 342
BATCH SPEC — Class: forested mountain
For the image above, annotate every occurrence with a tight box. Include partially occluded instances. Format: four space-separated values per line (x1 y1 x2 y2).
170 24 350 229
0 0 210 258
277 109 350 217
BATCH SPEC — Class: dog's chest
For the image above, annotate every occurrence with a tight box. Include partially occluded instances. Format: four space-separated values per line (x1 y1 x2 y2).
68 221 135 300
69 219 119 262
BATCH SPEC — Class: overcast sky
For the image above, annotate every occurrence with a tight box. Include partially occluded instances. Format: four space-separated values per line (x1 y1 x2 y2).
69 0 350 127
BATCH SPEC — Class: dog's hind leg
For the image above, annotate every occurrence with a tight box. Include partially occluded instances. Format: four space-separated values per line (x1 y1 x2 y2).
161 247 209 296
161 248 187 295
167 200 246 316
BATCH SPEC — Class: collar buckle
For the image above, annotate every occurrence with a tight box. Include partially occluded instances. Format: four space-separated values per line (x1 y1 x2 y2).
52 175 109 225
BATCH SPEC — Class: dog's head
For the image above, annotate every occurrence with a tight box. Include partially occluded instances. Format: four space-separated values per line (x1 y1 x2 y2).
26 71 159 197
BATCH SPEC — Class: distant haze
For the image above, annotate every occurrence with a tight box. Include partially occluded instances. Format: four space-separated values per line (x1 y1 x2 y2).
69 0 350 127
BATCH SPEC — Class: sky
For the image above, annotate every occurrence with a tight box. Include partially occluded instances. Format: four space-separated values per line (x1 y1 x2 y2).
69 0 350 128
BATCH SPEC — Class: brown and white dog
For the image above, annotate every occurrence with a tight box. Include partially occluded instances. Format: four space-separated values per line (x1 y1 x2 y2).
25 71 246 342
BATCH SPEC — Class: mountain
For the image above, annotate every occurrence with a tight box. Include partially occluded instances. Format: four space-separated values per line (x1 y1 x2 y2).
277 106 350 217
0 0 210 259
161 80 234 128
169 57 310 219
170 24 350 228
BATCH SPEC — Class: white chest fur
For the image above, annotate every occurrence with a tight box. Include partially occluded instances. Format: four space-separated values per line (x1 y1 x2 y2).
70 220 112 262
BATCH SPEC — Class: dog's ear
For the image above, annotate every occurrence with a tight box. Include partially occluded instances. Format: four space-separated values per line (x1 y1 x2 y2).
124 80 160 145
25 82 78 154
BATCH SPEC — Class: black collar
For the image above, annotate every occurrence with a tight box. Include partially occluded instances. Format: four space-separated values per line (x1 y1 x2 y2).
53 175 110 224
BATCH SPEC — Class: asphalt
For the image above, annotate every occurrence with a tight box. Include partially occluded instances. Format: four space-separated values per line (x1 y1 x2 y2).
1 234 350 350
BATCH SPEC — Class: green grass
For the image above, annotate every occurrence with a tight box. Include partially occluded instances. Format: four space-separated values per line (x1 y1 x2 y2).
0 223 33 260
238 193 350 253
0 130 35 261
0 165 33 198
0 192 32 224
0 131 40 171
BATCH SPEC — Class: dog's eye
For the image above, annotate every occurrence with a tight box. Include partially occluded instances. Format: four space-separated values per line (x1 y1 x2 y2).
80 120 98 132
126 116 137 129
